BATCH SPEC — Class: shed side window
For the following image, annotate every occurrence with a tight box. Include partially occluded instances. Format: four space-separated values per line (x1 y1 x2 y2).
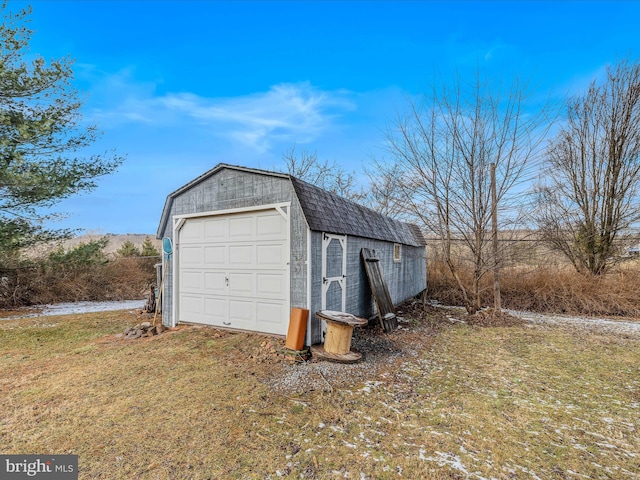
393 243 402 262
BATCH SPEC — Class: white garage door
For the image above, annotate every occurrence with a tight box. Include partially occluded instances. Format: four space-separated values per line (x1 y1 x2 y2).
177 208 289 335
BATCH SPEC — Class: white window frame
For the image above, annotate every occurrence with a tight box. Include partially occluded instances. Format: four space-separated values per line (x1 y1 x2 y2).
393 243 402 263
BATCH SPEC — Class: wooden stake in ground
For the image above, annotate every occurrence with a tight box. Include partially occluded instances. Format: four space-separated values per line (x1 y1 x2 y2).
491 163 501 312
153 237 173 327
153 267 166 327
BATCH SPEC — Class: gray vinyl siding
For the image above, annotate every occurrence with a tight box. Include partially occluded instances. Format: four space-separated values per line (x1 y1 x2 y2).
307 232 426 345
309 231 324 344
347 237 426 317
157 168 309 327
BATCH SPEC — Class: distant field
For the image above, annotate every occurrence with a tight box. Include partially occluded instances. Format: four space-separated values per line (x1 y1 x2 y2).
29 233 162 257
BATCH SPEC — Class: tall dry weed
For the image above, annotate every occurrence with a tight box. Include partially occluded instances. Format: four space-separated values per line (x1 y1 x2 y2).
0 257 156 308
428 259 640 317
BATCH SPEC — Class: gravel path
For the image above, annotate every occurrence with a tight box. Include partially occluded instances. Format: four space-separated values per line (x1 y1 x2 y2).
430 301 640 336
506 309 640 335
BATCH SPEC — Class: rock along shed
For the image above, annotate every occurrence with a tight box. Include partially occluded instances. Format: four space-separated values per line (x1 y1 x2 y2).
156 164 426 345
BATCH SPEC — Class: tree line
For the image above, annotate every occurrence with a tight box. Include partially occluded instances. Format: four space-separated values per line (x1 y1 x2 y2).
285 63 640 314
2 4 640 314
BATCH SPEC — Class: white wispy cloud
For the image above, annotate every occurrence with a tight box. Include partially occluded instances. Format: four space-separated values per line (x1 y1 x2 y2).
83 69 355 153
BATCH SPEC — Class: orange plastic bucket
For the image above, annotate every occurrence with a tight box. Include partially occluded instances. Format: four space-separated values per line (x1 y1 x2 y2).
285 307 309 350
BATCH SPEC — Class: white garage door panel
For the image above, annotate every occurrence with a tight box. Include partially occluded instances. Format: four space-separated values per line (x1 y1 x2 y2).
204 218 228 241
177 208 289 335
256 273 286 297
203 272 226 294
256 244 286 266
229 245 254 266
257 214 287 238
203 298 227 324
182 271 203 291
256 301 287 325
228 273 254 296
204 246 226 266
180 294 203 321
181 246 203 266
180 220 204 243
229 217 254 238
229 300 253 322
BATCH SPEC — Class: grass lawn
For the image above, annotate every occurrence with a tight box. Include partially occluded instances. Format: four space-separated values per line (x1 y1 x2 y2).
1 308 639 479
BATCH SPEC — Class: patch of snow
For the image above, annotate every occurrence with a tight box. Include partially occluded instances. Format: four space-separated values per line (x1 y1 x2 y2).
595 442 617 449
2 299 145 320
420 451 486 479
515 466 543 480
447 316 466 324
359 381 384 393
566 470 591 479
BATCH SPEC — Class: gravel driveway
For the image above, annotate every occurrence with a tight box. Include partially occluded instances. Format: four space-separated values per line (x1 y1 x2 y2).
506 309 640 336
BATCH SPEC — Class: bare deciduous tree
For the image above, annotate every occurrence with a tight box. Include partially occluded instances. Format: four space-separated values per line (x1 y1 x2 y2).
380 73 552 313
362 159 413 221
536 59 640 275
282 145 365 202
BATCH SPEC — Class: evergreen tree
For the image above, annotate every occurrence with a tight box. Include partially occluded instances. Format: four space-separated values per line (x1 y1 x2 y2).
48 237 109 267
141 236 159 257
116 240 140 257
0 3 123 258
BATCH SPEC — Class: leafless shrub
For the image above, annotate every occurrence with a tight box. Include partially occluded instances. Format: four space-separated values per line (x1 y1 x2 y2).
0 256 155 308
428 258 640 317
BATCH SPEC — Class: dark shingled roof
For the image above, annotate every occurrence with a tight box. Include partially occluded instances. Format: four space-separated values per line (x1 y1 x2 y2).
157 164 425 247
290 177 425 247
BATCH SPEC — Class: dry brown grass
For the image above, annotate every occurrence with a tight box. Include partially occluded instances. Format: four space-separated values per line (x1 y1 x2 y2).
1 257 155 308
428 259 640 317
1 306 639 478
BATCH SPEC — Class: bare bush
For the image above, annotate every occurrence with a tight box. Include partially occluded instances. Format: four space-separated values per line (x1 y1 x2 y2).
428 258 640 317
0 256 155 308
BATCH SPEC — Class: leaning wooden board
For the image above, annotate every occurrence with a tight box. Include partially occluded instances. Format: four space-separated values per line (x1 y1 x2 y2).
360 248 398 332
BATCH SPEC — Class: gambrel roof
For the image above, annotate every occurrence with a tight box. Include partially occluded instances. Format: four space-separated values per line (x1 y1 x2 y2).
289 176 425 247
157 163 425 247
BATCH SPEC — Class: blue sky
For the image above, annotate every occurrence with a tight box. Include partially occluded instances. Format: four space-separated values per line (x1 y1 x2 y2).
10 0 640 235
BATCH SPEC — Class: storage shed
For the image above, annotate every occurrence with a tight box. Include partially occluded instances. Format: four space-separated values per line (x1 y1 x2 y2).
156 164 426 345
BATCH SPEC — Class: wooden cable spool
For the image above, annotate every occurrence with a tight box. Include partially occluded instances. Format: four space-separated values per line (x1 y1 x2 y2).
312 310 368 363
